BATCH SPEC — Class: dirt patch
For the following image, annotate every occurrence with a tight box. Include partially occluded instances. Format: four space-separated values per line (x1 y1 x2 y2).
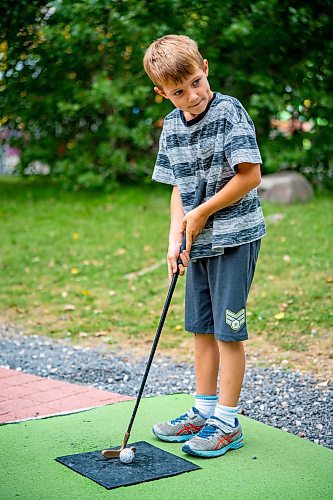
90 329 332 382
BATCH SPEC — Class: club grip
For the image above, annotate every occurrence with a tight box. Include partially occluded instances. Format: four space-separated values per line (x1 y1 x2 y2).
177 179 207 265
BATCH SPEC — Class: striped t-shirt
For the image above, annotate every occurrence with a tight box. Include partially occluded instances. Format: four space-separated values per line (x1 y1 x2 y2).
152 92 266 259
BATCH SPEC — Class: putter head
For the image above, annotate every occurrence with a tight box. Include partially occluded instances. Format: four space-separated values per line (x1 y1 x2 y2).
101 432 136 459
101 445 136 459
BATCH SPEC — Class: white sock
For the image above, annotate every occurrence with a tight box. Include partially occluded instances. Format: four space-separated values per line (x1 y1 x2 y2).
194 394 218 418
214 404 238 426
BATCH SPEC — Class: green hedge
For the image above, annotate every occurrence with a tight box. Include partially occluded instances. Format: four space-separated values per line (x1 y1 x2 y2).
1 0 332 189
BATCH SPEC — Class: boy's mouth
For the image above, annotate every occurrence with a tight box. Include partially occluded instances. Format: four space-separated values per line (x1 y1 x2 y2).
190 99 203 108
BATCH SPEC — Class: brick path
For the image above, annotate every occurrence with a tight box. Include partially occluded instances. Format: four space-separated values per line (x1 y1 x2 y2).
0 367 132 424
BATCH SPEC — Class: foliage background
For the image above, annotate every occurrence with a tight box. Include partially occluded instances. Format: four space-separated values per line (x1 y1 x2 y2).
1 0 332 189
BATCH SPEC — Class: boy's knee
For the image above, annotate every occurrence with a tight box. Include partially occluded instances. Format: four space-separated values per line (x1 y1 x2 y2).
218 339 244 348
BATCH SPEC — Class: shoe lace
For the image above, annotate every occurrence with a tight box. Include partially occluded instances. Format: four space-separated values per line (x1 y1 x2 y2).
198 424 218 439
170 412 189 424
170 408 195 424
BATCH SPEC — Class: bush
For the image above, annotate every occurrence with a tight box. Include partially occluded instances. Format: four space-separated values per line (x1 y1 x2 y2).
1 0 332 188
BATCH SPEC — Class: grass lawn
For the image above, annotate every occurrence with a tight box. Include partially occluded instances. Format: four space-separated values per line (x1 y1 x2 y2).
0 177 332 378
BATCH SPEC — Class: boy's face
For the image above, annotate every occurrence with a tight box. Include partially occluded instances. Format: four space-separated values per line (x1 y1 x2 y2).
154 59 213 120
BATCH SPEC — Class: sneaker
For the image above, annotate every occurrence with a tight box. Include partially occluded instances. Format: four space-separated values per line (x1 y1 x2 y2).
182 416 244 458
152 407 207 443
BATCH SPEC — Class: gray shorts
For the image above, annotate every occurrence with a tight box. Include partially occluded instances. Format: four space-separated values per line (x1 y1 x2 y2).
185 239 261 342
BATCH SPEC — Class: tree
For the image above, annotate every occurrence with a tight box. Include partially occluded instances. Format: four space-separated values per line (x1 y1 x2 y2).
1 0 332 188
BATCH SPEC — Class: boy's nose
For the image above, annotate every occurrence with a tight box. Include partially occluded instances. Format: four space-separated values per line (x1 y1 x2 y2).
188 91 199 104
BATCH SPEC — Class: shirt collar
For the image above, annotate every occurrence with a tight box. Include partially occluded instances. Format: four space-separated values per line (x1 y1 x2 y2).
179 92 216 127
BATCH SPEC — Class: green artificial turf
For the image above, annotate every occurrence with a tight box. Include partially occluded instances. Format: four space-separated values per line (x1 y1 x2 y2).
0 394 332 499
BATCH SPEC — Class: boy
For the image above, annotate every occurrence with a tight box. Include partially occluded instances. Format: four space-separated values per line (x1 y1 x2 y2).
143 35 265 458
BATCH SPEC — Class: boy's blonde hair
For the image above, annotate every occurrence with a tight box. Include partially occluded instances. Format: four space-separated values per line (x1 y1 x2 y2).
143 34 204 89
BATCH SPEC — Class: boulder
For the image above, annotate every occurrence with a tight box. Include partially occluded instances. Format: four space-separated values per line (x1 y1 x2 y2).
258 171 313 204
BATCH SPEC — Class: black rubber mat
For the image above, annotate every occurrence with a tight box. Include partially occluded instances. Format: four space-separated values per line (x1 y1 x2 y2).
56 441 201 489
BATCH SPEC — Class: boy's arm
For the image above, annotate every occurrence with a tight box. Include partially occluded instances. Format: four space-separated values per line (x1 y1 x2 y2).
182 162 261 253
168 185 188 281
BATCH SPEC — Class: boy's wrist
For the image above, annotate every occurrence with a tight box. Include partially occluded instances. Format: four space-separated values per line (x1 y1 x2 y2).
197 201 215 219
169 231 183 245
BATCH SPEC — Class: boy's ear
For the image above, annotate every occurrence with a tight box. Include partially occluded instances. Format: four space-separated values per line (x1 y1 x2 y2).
203 59 209 76
154 86 168 99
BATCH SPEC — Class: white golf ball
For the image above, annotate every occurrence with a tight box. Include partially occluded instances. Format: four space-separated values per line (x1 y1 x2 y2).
119 448 135 464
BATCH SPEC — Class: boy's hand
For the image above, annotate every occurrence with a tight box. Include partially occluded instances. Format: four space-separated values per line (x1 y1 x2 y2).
167 240 190 282
181 206 208 254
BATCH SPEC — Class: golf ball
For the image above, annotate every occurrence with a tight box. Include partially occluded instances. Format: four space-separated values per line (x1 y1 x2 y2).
119 448 135 464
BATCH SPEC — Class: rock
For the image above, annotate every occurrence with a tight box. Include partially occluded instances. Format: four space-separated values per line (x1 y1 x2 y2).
258 172 313 204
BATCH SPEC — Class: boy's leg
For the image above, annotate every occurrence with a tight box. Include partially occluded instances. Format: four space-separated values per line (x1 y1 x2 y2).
182 343 245 457
187 260 219 414
211 340 245 427
193 332 219 418
152 333 219 443
182 242 261 457
194 333 219 395
218 340 245 407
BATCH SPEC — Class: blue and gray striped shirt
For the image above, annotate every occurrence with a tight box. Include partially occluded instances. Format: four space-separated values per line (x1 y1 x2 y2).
152 92 266 259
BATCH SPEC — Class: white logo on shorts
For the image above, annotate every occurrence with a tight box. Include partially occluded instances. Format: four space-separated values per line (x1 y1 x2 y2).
226 309 245 331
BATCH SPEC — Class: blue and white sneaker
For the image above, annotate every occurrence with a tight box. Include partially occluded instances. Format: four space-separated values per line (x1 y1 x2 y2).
182 416 244 458
152 407 207 443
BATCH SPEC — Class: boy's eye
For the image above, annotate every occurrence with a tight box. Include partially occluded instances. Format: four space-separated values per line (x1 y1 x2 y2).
193 79 201 87
174 90 183 96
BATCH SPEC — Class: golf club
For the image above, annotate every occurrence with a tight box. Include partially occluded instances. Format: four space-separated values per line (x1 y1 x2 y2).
102 178 207 459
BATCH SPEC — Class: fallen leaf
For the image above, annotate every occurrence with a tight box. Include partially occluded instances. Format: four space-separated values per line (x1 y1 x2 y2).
78 332 88 338
108 290 117 296
81 289 91 296
175 325 183 331
104 204 113 212
326 277 333 284
274 312 285 320
114 248 126 256
283 255 291 263
61 291 68 298
72 232 80 240
64 304 76 311
95 331 107 337
48 259 55 268
71 267 79 275
317 380 329 387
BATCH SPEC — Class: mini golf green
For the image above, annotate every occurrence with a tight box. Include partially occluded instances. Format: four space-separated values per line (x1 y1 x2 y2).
1 394 332 499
